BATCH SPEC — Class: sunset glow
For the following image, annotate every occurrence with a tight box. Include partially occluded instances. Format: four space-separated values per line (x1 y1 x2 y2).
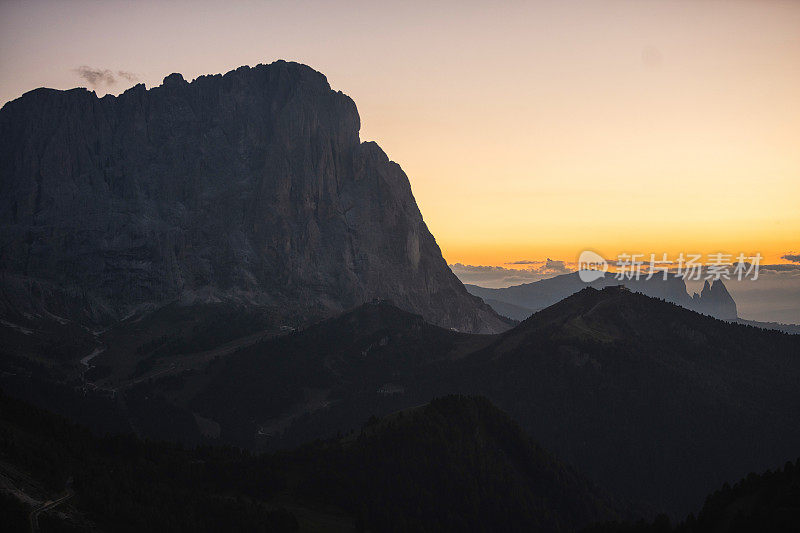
2 0 798 267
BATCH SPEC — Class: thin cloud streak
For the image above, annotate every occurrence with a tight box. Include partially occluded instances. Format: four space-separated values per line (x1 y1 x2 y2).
73 66 138 87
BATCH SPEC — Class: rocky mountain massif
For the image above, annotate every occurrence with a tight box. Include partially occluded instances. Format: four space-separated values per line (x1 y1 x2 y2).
0 61 507 334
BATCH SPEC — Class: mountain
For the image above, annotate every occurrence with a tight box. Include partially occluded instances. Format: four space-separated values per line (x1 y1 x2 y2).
182 287 800 517
0 391 624 532
734 317 800 335
7 385 796 533
457 286 800 516
465 272 737 321
3 284 798 518
585 457 800 532
189 299 494 447
288 395 626 532
0 299 488 448
100 286 794 516
684 458 800 532
481 296 538 322
691 279 737 320
0 61 507 334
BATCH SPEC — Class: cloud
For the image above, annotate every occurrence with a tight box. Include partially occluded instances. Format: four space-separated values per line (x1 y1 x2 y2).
724 267 800 325
73 66 138 87
449 264 546 288
450 258 575 289
544 258 568 272
505 260 544 265
74 66 116 86
762 263 800 272
504 258 569 272
116 70 138 82
782 253 800 263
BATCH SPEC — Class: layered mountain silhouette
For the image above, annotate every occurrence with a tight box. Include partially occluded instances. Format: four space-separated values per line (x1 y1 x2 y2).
457 286 800 515
189 299 493 447
5 384 797 532
3 270 799 520
129 287 798 517
2 60 798 530
0 391 623 532
0 61 507 333
466 272 738 321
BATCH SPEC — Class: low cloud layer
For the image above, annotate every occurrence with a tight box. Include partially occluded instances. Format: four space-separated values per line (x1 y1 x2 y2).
782 253 800 263
543 258 568 272
73 66 138 87
450 259 574 289
505 258 569 272
505 260 543 265
725 265 800 325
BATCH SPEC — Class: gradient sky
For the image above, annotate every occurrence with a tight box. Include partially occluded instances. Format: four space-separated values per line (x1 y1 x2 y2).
1 0 798 267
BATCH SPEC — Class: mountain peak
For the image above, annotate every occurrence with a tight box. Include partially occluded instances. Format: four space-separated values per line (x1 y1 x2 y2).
513 283 733 342
691 279 737 319
162 72 186 86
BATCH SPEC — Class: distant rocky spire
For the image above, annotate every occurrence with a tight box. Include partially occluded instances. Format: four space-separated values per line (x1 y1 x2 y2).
690 279 738 320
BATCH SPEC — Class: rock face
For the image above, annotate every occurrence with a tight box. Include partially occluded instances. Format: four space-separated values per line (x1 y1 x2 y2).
691 279 737 321
0 61 508 333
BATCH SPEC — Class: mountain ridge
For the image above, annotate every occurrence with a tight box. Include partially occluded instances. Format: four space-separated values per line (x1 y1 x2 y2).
465 271 737 321
457 286 800 515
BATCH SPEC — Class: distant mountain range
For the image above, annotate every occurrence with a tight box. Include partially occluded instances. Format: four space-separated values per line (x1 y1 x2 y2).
465 272 800 334
0 61 507 334
465 271 738 321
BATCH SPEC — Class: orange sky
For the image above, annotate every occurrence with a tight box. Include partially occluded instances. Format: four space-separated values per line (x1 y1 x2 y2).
1 0 798 267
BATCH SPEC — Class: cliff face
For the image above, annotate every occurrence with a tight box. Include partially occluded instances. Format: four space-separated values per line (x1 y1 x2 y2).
0 61 508 333
691 279 738 321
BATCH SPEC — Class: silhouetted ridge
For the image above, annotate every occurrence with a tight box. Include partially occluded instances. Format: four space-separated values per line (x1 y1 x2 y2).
514 285 742 340
585 457 800 532
461 286 800 516
466 272 738 322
